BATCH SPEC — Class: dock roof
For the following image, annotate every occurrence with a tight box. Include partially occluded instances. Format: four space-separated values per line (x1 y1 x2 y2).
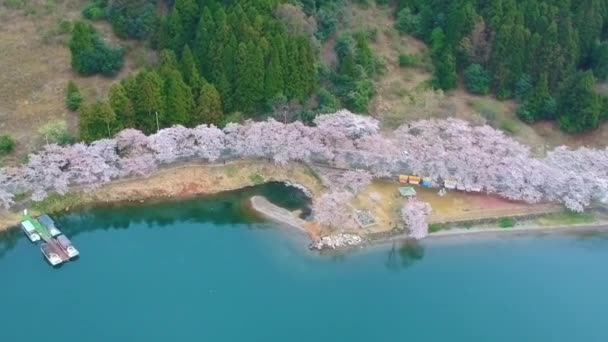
38 215 56 228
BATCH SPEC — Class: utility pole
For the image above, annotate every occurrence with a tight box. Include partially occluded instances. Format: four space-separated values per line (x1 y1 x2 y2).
155 111 160 132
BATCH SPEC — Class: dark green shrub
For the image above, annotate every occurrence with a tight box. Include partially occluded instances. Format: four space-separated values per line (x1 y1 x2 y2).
464 64 490 95
69 22 124 76
65 81 83 111
82 5 106 21
395 8 416 34
428 223 445 233
398 53 420 67
316 88 340 113
0 135 15 156
498 217 516 228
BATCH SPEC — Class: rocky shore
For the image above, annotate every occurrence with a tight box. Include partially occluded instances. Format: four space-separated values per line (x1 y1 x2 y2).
309 233 364 250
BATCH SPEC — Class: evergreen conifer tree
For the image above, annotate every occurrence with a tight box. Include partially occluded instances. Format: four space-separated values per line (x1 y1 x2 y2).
558 71 601 133
180 45 202 93
164 70 194 127
194 83 223 126
80 101 118 142
109 83 136 128
134 71 164 133
175 0 199 44
264 46 285 105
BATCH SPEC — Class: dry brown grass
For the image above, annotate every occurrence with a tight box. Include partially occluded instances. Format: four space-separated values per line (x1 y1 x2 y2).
0 0 150 165
335 3 436 128
335 2 608 149
350 181 560 236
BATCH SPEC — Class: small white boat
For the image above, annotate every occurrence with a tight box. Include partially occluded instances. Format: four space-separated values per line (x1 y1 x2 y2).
38 215 61 237
20 220 41 242
41 243 63 266
57 235 79 258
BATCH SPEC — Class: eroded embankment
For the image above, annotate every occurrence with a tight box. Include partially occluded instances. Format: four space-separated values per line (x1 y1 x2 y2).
0 160 324 232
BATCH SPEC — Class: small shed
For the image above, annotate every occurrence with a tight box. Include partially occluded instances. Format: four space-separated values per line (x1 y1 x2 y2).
444 178 457 189
399 186 417 198
408 175 421 185
421 177 433 188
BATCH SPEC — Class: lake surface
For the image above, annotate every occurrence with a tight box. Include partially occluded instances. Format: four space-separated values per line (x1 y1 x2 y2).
0 183 607 341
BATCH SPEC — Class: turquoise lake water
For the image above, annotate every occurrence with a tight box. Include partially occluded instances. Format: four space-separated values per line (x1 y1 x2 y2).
0 183 607 341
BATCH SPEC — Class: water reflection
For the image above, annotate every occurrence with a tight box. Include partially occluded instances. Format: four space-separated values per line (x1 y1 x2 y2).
0 182 311 255
385 240 425 270
52 181 312 236
0 229 20 259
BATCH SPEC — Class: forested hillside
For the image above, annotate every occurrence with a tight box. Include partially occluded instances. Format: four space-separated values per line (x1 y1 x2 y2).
396 0 608 132
73 0 398 141
68 0 608 141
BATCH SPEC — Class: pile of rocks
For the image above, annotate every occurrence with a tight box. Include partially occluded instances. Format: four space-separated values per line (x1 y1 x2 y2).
310 233 364 250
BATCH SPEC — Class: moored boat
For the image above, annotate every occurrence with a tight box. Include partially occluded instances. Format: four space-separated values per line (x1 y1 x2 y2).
37 214 61 237
20 220 41 242
40 243 63 266
56 235 79 258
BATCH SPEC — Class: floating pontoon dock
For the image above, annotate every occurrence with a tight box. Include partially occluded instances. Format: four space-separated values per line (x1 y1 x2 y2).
38 214 61 237
40 243 62 266
57 235 79 259
22 215 53 241
20 211 80 267
20 220 41 242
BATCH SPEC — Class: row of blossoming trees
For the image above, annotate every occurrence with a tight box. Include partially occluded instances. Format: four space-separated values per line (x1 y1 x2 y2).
1 110 607 237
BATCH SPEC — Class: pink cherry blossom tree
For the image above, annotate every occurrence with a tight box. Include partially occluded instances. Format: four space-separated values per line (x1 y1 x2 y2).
0 169 15 209
401 198 432 239
1 109 608 213
330 169 373 194
312 191 357 230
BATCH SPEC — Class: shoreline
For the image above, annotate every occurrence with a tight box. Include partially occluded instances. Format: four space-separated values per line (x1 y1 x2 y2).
426 223 608 240
2 160 606 248
0 160 324 233
356 222 608 252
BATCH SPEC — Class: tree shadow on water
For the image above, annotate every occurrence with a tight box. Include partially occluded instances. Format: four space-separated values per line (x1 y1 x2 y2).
385 239 425 271
0 228 21 260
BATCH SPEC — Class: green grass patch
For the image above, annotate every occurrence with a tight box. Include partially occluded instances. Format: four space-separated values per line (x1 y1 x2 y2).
428 223 447 233
249 174 265 185
31 192 82 214
471 99 501 122
499 119 519 134
498 217 516 228
398 53 422 68
12 192 29 202
537 212 595 226
4 0 27 9
471 99 521 135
